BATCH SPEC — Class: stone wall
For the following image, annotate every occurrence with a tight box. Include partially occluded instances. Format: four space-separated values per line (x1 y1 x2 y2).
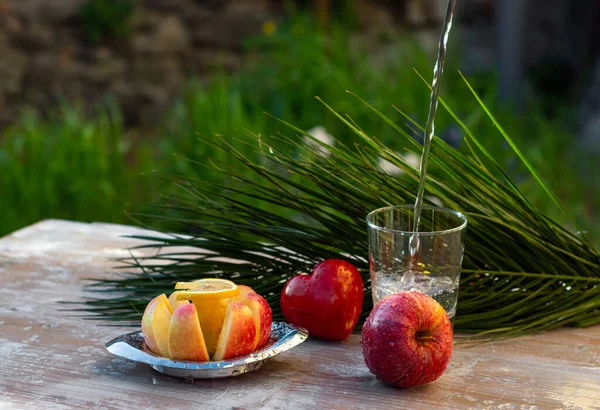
0 0 484 129
0 0 282 127
1 0 598 143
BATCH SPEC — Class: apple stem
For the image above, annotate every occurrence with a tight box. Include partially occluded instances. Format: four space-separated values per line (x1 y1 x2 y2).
415 330 436 343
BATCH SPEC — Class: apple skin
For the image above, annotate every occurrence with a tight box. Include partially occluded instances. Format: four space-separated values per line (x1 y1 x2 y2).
141 294 173 355
280 259 364 341
141 294 166 354
232 285 273 349
244 292 273 348
361 292 453 389
213 301 257 361
167 303 209 362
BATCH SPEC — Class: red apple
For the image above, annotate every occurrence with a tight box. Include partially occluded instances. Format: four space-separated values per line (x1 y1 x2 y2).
361 292 453 388
167 304 209 361
280 259 364 341
213 301 257 361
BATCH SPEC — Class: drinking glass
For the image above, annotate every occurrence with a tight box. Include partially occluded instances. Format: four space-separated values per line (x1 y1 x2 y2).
366 205 467 319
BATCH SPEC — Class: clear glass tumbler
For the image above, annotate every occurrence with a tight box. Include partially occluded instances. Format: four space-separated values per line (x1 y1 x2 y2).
366 205 467 319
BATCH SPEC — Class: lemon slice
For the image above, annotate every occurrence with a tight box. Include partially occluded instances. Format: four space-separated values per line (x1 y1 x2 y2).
174 279 240 355
175 279 239 300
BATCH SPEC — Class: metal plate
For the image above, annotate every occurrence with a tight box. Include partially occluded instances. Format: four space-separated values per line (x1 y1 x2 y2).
105 322 308 379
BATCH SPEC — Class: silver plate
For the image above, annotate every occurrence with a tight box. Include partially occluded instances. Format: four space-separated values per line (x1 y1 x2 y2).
105 322 308 379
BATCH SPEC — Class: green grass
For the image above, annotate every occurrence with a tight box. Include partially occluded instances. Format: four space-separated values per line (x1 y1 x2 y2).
0 13 597 244
0 102 157 235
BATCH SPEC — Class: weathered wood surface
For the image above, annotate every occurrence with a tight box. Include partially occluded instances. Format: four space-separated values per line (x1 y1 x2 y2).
0 219 598 410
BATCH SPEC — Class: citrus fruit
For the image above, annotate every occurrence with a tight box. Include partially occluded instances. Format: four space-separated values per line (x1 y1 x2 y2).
175 279 240 354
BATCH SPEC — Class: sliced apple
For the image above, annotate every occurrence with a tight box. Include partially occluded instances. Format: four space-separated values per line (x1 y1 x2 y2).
141 293 170 354
167 304 209 361
232 286 272 349
243 293 272 349
176 279 239 355
152 300 173 357
168 291 189 310
213 302 257 361
235 284 257 300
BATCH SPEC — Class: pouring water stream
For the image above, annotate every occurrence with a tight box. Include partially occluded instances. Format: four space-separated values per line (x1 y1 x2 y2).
406 0 458 286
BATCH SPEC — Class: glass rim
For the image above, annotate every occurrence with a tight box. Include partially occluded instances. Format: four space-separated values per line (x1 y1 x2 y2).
366 205 468 236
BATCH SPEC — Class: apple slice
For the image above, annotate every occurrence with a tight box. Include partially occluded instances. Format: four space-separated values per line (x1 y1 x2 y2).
152 300 174 357
141 293 171 354
232 286 272 349
168 291 189 310
167 304 209 361
213 302 256 361
243 293 272 349
176 278 240 355
235 284 257 300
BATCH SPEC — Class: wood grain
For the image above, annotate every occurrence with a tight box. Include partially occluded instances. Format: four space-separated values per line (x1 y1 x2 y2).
0 220 599 410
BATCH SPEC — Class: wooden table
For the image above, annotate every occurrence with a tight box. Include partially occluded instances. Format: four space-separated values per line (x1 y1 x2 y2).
1 220 599 409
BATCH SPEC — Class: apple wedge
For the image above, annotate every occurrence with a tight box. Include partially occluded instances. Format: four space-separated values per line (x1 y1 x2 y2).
175 279 240 355
141 293 172 354
235 284 256 301
152 300 174 357
243 293 272 349
213 302 256 361
168 291 189 310
232 286 272 349
168 304 209 361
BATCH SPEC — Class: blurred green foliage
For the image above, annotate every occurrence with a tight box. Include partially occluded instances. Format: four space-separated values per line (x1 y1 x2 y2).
0 103 152 234
79 0 133 44
0 13 597 244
